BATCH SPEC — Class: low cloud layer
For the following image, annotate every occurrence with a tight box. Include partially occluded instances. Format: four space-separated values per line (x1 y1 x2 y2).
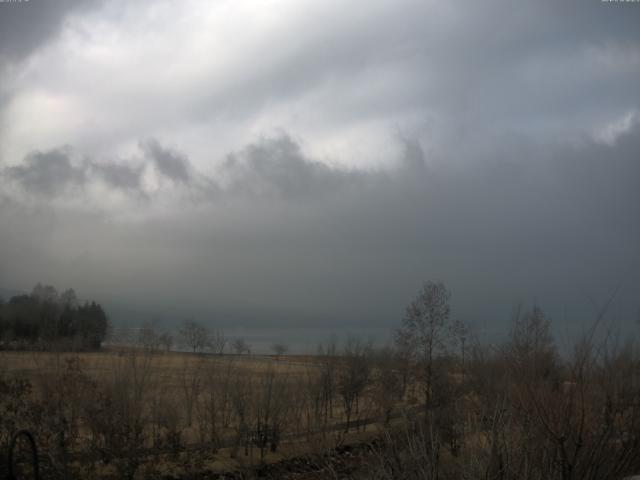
5 147 85 197
142 139 192 184
1 125 639 342
2 138 190 200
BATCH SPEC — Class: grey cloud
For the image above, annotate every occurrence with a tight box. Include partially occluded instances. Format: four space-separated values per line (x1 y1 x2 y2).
2 0 638 176
90 161 145 192
2 138 197 198
3 134 411 203
0 0 103 63
222 135 369 199
189 1 640 137
2 127 637 341
186 128 638 334
5 147 85 196
142 138 192 183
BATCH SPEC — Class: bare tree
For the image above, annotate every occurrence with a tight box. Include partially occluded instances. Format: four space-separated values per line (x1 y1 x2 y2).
371 346 404 424
197 356 236 449
395 281 455 414
179 319 209 353
251 366 290 459
83 350 158 480
233 337 250 355
271 343 288 358
229 372 252 458
180 357 204 427
208 329 226 354
158 331 173 352
137 321 160 353
393 281 459 479
451 318 469 381
507 303 559 381
303 337 340 431
455 298 640 480
338 337 372 432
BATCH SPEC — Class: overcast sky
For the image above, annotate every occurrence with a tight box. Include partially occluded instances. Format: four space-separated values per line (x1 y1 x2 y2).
1 0 639 348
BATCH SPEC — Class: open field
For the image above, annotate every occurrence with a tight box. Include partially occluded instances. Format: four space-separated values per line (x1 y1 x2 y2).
0 349 316 382
0 348 401 479
2 316 640 480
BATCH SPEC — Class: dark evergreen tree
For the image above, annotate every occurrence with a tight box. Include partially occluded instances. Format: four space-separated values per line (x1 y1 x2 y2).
0 284 110 351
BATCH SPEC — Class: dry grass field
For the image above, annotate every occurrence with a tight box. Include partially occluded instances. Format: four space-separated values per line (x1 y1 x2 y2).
0 348 394 479
2 312 640 480
0 349 314 384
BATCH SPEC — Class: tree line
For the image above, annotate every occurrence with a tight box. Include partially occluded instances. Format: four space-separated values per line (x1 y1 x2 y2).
117 318 265 356
0 283 109 351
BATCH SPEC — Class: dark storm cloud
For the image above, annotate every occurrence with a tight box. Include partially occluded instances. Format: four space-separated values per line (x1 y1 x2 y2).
0 0 105 126
141 139 192 184
4 126 636 339
2 139 190 197
90 162 145 192
5 147 85 196
0 0 102 62
222 135 368 199
201 127 640 335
